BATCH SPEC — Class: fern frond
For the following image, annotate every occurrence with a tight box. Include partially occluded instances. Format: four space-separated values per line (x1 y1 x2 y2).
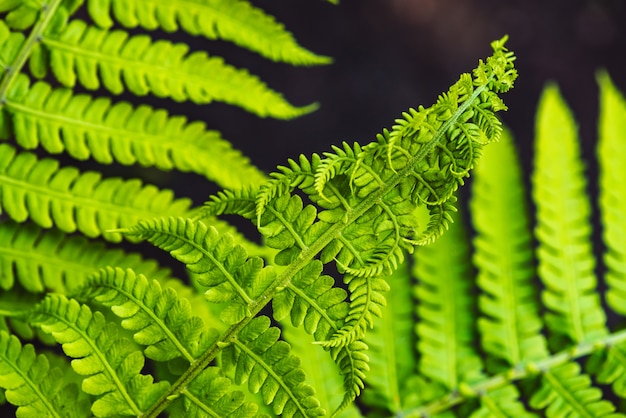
318 274 388 348
597 71 626 316
0 0 39 30
3 74 266 188
272 260 348 341
86 0 331 66
471 131 549 370
329 340 369 416
0 143 192 242
173 366 262 417
0 219 173 293
529 362 621 417
414 210 484 390
0 330 91 417
119 217 276 325
221 315 325 417
75 267 217 362
149 38 517 416
533 84 607 347
588 341 626 400
361 264 416 415
471 385 538 418
41 20 315 119
27 294 170 417
281 322 362 417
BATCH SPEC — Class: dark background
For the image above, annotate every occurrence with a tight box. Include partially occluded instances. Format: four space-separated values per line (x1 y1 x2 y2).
174 0 626 203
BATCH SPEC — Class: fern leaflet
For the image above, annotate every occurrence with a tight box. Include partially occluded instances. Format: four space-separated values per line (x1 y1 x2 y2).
0 143 192 242
2 73 266 189
26 294 170 417
471 131 549 370
40 19 315 119
75 267 216 362
0 219 173 293
0 330 90 417
533 84 607 347
86 0 332 66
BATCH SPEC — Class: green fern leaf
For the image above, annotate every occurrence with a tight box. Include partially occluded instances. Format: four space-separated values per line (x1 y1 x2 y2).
361 264 416 415
281 322 362 417
588 341 626 400
173 366 262 417
471 385 538 418
0 0 38 30
75 267 217 362
0 219 174 293
144 38 517 416
0 330 91 417
86 0 331 66
119 217 275 325
27 294 170 417
470 131 549 370
0 143 192 242
272 260 348 341
597 71 626 317
41 19 315 119
530 362 623 417
3 74 266 189
221 315 325 417
533 84 607 347
414 209 484 390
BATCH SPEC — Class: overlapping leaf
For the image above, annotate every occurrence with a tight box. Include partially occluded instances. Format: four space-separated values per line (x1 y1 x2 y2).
76 267 217 362
0 330 90 417
533 85 607 347
221 316 324 417
471 132 548 370
119 217 276 325
27 294 170 417
413 210 484 390
530 362 622 417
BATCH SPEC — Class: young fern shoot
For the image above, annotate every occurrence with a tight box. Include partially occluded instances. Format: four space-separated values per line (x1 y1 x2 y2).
110 37 517 416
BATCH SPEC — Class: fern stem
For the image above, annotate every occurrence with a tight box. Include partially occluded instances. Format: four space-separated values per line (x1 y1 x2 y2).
403 329 626 417
144 77 493 418
0 0 61 101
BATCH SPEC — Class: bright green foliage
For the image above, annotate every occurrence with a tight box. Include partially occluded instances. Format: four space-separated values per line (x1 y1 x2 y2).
2 73 266 188
86 0 332 66
120 217 277 325
0 220 173 292
471 132 549 370
27 294 170 416
597 71 626 316
281 323 362 418
75 267 217 362
530 362 622 417
414 210 484 390
533 85 607 347
42 19 316 119
221 316 324 417
0 5 524 414
172 366 264 417
0 330 90 417
0 143 192 242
